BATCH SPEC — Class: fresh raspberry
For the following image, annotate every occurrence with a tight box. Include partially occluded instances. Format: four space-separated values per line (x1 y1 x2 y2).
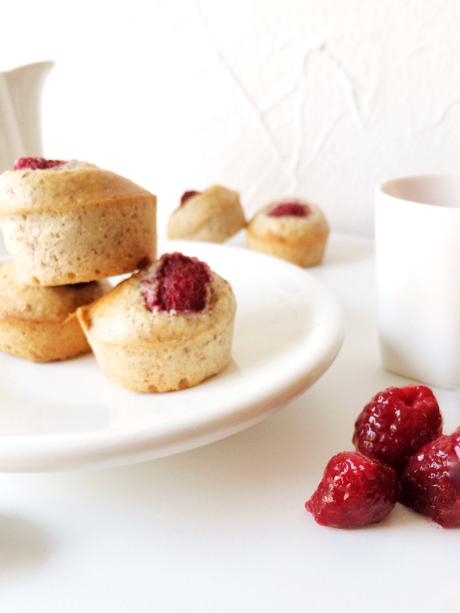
141 252 211 313
401 429 460 528
353 386 442 472
306 451 399 528
180 190 201 206
268 202 310 217
13 157 65 170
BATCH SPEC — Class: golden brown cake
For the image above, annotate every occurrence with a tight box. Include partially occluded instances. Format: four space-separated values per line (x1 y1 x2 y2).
246 199 329 267
77 252 236 392
0 260 110 362
167 185 246 243
0 158 156 286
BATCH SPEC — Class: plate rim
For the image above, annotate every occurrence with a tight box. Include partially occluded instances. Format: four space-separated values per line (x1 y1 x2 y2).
0 240 344 471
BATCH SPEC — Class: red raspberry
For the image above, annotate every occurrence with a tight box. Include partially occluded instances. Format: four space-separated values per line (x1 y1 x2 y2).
306 451 399 528
13 157 65 170
180 190 201 206
141 252 211 313
353 386 442 471
268 202 310 217
401 429 460 528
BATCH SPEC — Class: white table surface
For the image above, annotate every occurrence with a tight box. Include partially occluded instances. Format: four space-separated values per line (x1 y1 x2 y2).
1 233 459 613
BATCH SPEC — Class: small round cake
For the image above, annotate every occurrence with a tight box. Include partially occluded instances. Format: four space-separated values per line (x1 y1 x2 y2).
0 158 157 285
246 199 329 267
167 185 246 243
77 252 237 392
0 260 110 362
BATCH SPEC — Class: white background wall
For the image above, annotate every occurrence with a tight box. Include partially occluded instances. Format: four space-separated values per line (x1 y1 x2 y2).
2 0 460 237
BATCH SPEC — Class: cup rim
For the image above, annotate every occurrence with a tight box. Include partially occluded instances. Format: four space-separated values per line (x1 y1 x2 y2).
377 173 460 211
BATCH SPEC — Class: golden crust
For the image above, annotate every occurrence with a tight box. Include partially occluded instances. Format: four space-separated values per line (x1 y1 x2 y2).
0 314 90 362
77 261 237 392
77 267 235 346
246 199 329 267
0 162 157 285
0 260 111 362
0 162 155 215
0 260 111 321
168 185 246 242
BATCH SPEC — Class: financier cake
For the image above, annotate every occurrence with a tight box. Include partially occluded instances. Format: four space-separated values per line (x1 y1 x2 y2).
77 252 237 392
0 157 157 286
0 260 110 362
246 199 329 267
167 185 246 243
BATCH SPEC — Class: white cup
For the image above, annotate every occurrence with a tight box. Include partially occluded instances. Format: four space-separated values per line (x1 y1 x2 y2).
376 174 460 388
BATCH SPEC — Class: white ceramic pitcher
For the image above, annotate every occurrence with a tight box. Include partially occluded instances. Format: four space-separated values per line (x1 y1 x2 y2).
0 61 53 171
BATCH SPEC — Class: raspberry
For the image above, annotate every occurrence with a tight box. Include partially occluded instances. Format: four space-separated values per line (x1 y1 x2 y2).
13 157 65 170
141 252 210 313
268 202 310 217
306 451 399 528
401 429 460 528
353 386 442 472
180 190 200 206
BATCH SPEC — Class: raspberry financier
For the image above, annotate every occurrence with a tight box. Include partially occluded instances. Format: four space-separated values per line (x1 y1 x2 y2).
0 157 156 285
77 252 237 392
246 199 329 267
167 185 246 243
0 260 110 362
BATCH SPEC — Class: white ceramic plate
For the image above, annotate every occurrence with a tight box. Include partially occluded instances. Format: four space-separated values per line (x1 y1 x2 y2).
0 240 343 472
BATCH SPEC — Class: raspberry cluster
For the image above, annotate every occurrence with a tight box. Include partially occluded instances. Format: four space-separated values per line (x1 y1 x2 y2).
306 386 459 529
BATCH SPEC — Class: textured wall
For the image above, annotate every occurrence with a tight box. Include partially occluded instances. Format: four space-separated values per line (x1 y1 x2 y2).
2 0 460 236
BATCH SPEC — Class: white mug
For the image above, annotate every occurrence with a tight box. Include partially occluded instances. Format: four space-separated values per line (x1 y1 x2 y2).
376 174 460 388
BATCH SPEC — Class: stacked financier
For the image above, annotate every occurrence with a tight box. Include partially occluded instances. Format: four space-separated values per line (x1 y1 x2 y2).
0 157 156 362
